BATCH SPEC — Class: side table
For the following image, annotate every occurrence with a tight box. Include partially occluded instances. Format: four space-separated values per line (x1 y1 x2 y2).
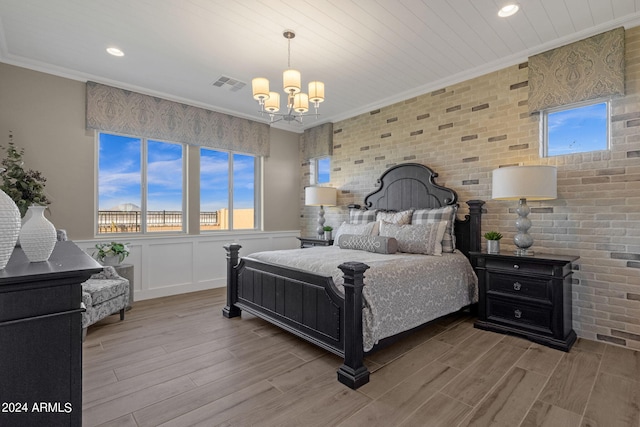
297 236 334 248
471 251 579 351
114 263 134 310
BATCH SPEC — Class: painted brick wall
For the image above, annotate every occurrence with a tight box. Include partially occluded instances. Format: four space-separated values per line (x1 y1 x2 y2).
300 26 640 349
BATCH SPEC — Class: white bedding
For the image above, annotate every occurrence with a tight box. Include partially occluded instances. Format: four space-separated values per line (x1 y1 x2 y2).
247 246 478 351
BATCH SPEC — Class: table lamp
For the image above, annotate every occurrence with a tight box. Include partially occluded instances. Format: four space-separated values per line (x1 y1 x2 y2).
305 186 337 237
492 165 557 256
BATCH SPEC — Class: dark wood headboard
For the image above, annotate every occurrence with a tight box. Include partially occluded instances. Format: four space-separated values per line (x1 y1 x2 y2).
352 163 484 258
364 163 457 210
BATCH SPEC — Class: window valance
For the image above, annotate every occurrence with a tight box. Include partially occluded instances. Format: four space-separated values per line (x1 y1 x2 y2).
528 27 625 113
301 122 333 159
86 82 270 157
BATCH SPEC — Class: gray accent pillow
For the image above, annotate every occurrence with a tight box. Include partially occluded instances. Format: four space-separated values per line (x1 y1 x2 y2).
379 220 448 255
338 234 398 254
411 206 457 253
349 209 377 224
333 221 377 246
376 209 414 225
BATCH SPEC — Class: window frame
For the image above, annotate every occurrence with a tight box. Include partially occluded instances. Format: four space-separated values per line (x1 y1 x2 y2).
96 131 187 236
313 155 331 185
540 98 611 158
199 147 261 232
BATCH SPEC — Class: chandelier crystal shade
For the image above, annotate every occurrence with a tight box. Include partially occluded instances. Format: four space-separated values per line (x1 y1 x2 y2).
251 30 324 124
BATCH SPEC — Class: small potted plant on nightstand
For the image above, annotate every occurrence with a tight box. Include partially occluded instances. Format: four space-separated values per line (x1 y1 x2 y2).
323 225 333 241
483 231 503 254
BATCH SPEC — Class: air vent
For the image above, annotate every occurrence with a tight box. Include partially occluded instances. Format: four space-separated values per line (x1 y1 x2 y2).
212 76 246 92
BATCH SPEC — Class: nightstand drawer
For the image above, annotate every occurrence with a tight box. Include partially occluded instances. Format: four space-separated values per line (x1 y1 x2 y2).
485 258 556 276
487 273 550 301
487 298 553 335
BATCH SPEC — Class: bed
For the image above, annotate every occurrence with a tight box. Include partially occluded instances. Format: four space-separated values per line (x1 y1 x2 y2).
223 163 484 389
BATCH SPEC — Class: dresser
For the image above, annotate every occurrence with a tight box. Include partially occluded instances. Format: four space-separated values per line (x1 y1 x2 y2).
0 241 102 426
471 252 579 351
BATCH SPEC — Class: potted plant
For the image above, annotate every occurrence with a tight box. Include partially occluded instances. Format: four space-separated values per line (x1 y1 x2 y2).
483 231 503 254
93 241 130 266
323 225 333 241
1 137 50 218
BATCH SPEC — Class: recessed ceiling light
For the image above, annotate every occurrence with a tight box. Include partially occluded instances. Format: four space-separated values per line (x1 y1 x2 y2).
498 4 519 17
106 47 124 57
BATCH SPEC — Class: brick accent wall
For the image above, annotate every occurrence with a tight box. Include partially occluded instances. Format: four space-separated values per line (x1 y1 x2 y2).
299 26 640 350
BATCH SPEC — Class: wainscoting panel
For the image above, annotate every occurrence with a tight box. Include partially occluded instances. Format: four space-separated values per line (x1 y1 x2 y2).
75 231 300 301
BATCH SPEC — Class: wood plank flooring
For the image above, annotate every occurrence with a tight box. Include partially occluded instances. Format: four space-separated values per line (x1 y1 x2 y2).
83 288 640 427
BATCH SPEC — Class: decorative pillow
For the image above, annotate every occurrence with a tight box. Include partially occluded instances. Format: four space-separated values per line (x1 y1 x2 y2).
411 206 457 253
338 234 398 254
376 209 414 225
379 220 448 255
333 221 377 245
349 209 377 224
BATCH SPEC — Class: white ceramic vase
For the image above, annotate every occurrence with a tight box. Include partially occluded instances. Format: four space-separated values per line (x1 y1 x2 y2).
19 205 56 262
0 189 21 269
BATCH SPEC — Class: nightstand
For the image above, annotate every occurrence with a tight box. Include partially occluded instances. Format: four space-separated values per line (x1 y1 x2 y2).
470 252 579 351
297 237 334 248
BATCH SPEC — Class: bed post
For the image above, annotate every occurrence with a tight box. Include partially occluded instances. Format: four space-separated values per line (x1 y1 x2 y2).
222 243 242 318
337 261 370 389
466 200 485 253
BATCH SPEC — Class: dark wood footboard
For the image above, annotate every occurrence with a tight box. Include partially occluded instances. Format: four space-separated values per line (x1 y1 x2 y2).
223 244 371 389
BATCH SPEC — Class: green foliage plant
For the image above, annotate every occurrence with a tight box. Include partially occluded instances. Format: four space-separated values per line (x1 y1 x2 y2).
1 133 50 218
483 231 503 240
93 242 130 263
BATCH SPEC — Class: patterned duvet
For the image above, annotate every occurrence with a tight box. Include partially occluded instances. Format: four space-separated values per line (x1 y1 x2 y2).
247 246 478 351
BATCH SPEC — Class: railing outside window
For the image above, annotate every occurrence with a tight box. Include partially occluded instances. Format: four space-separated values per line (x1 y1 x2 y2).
98 211 218 234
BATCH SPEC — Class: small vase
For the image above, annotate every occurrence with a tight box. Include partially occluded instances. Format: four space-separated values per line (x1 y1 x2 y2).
102 255 121 266
0 189 21 269
19 205 56 262
324 231 332 241
487 239 500 254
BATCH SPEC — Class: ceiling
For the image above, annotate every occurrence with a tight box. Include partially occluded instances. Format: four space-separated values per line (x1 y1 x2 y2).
1 1 640 132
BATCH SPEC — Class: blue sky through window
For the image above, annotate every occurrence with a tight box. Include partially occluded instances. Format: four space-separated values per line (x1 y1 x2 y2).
200 148 229 212
98 133 184 212
98 133 141 211
317 157 330 184
548 102 607 156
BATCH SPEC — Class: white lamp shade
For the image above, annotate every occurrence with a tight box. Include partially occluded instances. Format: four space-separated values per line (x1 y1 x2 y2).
293 93 309 113
308 81 325 103
492 165 557 201
305 186 337 206
283 69 301 94
264 92 280 113
251 77 270 101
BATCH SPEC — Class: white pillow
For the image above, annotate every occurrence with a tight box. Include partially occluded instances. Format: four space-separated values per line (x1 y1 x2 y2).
333 221 377 245
379 220 448 255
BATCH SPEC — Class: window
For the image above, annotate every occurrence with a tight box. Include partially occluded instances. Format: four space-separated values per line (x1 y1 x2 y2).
314 156 331 184
542 100 609 157
97 133 185 234
200 148 258 231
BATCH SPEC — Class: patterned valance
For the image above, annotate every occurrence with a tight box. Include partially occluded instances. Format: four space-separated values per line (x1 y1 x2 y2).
86 82 270 157
528 27 625 113
301 122 333 159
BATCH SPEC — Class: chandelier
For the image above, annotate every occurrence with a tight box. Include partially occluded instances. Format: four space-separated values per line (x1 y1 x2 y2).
251 30 325 124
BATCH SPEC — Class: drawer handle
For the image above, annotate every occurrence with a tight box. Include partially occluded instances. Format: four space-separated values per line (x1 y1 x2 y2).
513 282 522 291
514 309 522 319
513 264 520 269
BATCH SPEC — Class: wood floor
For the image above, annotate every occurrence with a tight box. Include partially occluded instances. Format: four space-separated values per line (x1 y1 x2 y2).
83 288 640 427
